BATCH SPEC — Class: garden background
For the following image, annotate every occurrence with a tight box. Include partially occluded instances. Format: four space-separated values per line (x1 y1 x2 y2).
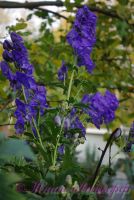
0 0 134 200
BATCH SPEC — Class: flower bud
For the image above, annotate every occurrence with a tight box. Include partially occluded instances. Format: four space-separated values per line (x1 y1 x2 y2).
64 118 71 130
3 40 13 50
54 115 61 126
49 164 60 172
79 137 85 144
74 139 80 147
47 143 54 151
2 50 14 62
59 186 67 197
74 133 79 139
113 128 122 139
65 175 72 186
49 165 56 172
72 181 79 192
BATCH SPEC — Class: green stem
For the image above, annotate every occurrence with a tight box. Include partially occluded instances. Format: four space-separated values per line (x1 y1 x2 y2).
32 117 45 152
90 174 100 191
53 118 65 166
63 74 66 87
22 86 28 104
90 128 121 190
67 70 75 102
74 85 82 99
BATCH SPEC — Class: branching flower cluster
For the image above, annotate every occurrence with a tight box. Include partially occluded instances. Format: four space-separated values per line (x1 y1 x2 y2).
67 5 97 73
81 90 119 129
0 32 48 134
0 6 119 160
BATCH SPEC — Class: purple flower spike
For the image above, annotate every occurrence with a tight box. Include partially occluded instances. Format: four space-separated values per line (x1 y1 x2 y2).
67 5 97 73
0 32 48 134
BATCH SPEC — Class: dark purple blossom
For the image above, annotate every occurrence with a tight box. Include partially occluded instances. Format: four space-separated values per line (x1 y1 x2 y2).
2 50 14 62
15 116 25 134
71 117 86 138
0 61 13 80
16 72 36 89
58 61 68 81
2 32 34 75
129 122 134 139
124 122 134 152
33 85 47 106
30 85 48 115
58 144 65 155
67 5 97 73
124 142 132 152
14 99 26 134
14 99 26 119
10 32 24 43
54 111 86 140
70 107 77 118
63 114 86 139
0 61 21 90
26 104 37 121
14 99 38 133
9 75 21 90
81 90 119 128
3 40 13 50
81 94 92 104
31 125 38 138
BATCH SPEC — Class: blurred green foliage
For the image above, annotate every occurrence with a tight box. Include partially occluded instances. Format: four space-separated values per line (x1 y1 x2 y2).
0 132 35 200
0 1 134 199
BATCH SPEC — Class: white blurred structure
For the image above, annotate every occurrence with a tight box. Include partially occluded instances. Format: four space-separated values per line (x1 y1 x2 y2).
76 127 129 164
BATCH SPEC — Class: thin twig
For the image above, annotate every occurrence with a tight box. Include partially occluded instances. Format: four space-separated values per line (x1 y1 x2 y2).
90 128 122 189
0 1 63 8
37 8 68 20
0 1 133 27
0 123 15 126
0 99 13 112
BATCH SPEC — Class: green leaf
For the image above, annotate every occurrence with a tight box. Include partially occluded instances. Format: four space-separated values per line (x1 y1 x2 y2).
87 192 97 200
34 11 48 19
9 22 27 31
0 171 25 200
0 138 35 160
27 13 33 21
